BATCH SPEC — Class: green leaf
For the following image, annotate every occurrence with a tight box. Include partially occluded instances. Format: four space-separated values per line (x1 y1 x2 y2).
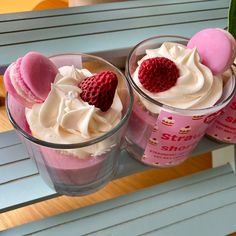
228 0 236 38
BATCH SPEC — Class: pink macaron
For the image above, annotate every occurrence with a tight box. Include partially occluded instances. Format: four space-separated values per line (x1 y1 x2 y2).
4 52 58 107
187 28 236 75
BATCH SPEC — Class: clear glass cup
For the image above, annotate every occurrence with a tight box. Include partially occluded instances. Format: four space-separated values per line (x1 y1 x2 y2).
6 53 133 196
125 36 236 167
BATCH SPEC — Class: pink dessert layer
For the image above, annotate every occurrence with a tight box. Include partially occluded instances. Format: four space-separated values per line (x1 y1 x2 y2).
39 147 106 186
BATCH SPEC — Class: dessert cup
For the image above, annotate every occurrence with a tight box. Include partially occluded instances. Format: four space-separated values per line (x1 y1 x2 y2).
125 36 236 167
6 53 133 196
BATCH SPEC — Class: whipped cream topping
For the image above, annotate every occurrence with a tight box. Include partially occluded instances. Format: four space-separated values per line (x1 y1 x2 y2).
133 42 225 113
25 66 123 158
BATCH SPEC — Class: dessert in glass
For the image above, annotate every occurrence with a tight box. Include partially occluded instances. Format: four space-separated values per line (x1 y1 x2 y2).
5 52 133 195
125 30 236 167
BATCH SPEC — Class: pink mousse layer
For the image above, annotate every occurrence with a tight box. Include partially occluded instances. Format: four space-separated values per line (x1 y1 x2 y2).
39 148 106 186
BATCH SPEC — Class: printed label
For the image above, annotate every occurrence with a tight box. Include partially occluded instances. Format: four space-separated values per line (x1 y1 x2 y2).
207 96 236 143
143 110 222 167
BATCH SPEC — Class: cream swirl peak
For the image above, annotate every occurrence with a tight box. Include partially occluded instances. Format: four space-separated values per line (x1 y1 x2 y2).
133 42 224 113
25 66 123 155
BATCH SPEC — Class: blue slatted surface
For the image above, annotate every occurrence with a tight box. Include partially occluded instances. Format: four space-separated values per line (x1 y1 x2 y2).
0 0 230 72
0 2 228 35
0 1 227 34
2 164 235 236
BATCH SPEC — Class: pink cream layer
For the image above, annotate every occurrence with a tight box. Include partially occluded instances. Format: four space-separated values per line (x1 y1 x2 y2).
40 148 106 186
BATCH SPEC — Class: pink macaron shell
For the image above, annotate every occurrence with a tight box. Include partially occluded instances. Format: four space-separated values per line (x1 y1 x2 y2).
4 63 34 108
216 28 236 64
187 28 235 75
20 52 58 101
15 58 43 104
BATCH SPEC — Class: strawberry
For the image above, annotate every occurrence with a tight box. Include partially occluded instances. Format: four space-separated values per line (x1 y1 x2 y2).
138 57 179 93
79 71 118 112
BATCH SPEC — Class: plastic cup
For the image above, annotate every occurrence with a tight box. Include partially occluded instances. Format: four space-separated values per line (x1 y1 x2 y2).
125 36 236 167
6 53 133 196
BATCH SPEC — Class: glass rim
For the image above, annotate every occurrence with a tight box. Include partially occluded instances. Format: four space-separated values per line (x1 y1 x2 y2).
6 52 134 149
126 35 236 114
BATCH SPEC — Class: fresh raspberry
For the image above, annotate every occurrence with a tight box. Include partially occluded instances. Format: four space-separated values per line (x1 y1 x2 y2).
79 71 118 112
138 57 179 93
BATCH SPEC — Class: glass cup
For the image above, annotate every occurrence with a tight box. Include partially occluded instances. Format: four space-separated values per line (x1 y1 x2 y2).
125 36 236 167
6 53 133 196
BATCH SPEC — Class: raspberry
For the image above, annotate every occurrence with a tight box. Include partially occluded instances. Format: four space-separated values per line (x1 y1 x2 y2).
79 71 118 112
138 57 179 93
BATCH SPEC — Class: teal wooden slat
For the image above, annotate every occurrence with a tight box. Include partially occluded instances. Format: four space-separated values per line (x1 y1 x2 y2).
0 159 38 184
47 171 236 235
0 0 228 33
0 0 222 22
153 203 236 236
0 131 20 148
0 175 57 212
0 143 29 165
0 8 227 46
0 19 227 70
1 165 234 236
91 187 236 236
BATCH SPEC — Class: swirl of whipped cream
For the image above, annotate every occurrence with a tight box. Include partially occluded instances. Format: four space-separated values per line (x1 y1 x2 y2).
133 42 224 113
25 66 123 158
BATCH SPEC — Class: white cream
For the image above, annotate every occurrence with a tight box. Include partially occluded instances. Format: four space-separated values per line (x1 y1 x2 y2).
25 66 123 158
133 42 224 113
